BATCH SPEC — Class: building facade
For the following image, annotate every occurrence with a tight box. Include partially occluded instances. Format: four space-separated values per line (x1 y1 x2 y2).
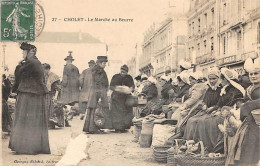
187 0 260 76
186 0 218 76
140 16 188 78
217 0 260 75
127 57 137 78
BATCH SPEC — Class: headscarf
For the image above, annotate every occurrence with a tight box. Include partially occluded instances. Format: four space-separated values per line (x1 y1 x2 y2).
190 71 203 80
208 67 220 78
220 68 245 96
244 57 260 73
178 60 191 70
160 74 171 82
207 67 221 90
177 70 191 85
141 74 148 81
120 64 129 72
148 76 157 84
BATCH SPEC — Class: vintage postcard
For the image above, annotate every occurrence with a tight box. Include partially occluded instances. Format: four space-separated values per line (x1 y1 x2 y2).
1 0 260 166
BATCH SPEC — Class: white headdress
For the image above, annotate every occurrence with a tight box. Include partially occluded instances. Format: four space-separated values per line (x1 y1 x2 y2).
244 57 260 73
220 68 245 96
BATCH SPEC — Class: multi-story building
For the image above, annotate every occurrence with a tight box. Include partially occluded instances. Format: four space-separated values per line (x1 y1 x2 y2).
217 0 260 74
127 57 137 78
140 25 156 76
186 0 218 75
187 0 260 75
140 16 187 78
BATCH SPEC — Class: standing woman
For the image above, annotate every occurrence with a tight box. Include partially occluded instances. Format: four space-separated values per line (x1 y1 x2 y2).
9 42 50 154
110 65 135 133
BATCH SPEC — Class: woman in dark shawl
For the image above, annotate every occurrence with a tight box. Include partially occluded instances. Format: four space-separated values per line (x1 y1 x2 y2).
139 76 161 117
160 75 173 105
194 68 244 153
184 67 222 140
9 42 50 154
225 58 260 166
110 65 135 133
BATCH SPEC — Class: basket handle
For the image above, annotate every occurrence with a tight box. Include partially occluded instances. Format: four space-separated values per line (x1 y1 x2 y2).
199 141 205 157
174 139 179 147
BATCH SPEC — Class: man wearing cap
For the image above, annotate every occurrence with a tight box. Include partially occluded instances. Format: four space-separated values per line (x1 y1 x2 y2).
79 60 95 120
110 64 135 133
83 56 110 133
9 42 50 154
61 54 80 105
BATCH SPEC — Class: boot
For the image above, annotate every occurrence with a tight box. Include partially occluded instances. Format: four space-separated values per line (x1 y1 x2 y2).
65 120 71 127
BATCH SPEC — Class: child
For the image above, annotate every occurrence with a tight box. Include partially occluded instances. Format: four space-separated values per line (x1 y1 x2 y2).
218 106 242 158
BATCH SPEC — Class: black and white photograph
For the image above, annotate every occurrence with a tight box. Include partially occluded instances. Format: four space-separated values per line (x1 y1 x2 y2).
1 0 260 165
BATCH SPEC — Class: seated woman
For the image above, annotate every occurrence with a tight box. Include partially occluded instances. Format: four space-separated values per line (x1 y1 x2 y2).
140 76 161 117
192 68 245 153
184 67 222 140
160 74 173 105
168 72 191 120
226 57 260 166
172 71 208 138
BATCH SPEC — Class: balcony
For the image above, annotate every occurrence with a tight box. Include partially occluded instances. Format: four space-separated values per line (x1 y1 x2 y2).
196 53 215 64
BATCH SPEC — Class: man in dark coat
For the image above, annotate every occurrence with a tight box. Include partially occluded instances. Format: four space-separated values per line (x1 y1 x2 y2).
79 60 95 120
2 74 12 132
61 53 80 105
83 56 110 133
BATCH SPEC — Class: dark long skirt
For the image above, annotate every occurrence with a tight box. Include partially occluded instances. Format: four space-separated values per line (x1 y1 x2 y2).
111 93 133 130
83 108 97 132
193 114 224 153
183 111 206 140
2 99 12 132
9 92 50 154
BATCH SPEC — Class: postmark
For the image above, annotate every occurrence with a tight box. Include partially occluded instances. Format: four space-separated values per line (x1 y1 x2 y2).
1 0 35 41
35 2 45 37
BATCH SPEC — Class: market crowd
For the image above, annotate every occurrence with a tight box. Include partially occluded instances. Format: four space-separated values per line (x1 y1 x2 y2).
2 42 260 166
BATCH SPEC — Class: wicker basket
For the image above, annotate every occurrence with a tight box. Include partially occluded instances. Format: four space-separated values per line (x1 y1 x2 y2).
153 146 171 163
175 141 226 166
167 139 184 166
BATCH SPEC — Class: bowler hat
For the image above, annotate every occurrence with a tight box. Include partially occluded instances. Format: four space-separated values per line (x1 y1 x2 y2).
88 60 95 64
97 56 108 62
64 55 74 61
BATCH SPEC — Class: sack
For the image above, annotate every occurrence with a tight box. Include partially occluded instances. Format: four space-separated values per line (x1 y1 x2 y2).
125 95 138 107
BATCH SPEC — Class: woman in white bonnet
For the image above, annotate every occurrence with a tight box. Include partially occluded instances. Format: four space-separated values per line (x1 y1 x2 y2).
226 57 260 166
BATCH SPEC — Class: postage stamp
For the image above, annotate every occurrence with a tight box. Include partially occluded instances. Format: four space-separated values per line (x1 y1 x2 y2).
1 0 35 41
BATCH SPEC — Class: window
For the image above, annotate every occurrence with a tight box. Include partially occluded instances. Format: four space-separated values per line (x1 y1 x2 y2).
211 8 214 25
197 43 200 56
198 18 201 33
189 23 191 35
192 22 194 35
211 37 214 52
237 31 242 50
223 37 226 55
204 13 208 28
223 3 227 25
258 22 260 43
204 40 207 54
